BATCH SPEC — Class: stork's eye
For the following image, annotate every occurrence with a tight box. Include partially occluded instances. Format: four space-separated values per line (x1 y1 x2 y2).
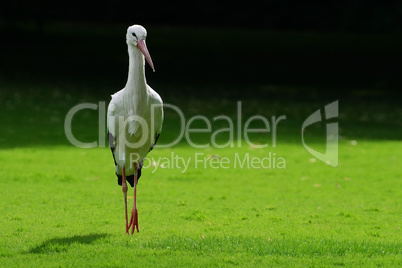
132 32 137 38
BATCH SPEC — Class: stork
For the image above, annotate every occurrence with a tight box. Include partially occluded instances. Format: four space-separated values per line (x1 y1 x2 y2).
107 25 163 234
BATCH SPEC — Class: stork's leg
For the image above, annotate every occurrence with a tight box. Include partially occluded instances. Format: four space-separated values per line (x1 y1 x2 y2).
122 166 129 234
128 163 139 233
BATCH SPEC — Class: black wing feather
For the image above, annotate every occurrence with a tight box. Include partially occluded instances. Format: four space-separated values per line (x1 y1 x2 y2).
149 133 160 152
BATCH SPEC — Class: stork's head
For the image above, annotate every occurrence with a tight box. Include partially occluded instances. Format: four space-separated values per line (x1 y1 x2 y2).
126 25 155 71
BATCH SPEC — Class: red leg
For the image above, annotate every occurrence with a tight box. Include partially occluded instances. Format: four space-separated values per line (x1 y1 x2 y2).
128 163 139 233
122 166 129 234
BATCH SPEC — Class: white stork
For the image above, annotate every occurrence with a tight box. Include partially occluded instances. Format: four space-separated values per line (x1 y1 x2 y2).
107 25 163 234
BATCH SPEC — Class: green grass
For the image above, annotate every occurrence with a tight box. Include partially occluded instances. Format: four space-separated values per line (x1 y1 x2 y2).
0 80 401 267
0 142 401 266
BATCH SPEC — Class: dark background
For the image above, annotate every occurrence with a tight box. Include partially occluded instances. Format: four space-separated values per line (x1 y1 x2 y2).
1 1 401 101
2 1 402 32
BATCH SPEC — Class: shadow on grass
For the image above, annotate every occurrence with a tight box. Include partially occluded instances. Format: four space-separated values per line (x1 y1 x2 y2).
27 233 109 254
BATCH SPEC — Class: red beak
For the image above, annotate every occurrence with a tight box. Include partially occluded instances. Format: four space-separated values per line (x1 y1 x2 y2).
137 39 155 72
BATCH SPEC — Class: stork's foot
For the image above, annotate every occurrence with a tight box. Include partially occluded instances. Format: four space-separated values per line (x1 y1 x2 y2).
125 222 129 234
128 208 139 234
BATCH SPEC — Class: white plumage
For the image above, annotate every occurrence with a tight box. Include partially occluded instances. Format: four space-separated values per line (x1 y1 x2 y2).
107 25 163 234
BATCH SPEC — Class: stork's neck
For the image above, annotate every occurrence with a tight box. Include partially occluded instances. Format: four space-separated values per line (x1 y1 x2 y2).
124 44 147 109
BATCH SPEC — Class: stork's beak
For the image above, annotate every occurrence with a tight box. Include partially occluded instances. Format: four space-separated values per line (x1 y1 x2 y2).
137 39 155 72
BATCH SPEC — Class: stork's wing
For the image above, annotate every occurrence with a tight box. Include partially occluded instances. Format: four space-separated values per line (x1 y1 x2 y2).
108 130 117 166
147 84 164 151
107 90 140 187
149 133 160 152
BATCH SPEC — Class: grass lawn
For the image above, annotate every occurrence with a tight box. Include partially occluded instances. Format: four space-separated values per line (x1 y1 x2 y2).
0 24 401 266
